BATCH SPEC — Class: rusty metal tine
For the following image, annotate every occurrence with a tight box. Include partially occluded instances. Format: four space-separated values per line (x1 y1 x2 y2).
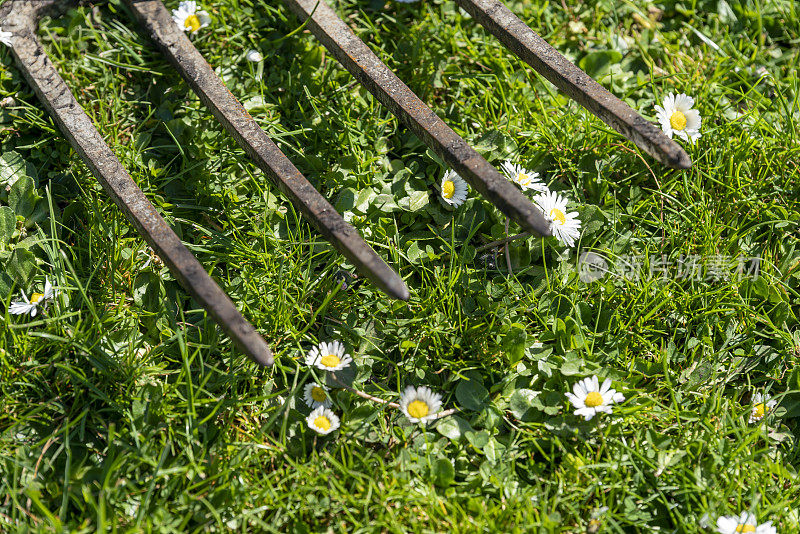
122 0 410 302
454 0 692 170
1 0 273 366
281 0 553 238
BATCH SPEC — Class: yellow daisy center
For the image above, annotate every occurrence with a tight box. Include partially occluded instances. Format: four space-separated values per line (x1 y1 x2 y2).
320 354 340 368
669 110 687 131
549 208 566 225
442 180 455 199
407 400 429 419
753 403 768 419
311 386 327 402
313 416 331 431
735 525 756 533
517 173 530 186
30 293 45 304
584 391 604 408
184 14 201 32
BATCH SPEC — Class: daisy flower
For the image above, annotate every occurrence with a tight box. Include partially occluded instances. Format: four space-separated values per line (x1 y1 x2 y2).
533 191 581 248
306 406 340 435
0 28 12 47
245 49 263 62
399 385 442 424
749 392 777 424
303 382 332 409
716 512 776 534
565 376 625 421
172 1 211 33
9 278 56 317
305 340 352 372
440 170 468 207
501 162 547 193
654 93 702 142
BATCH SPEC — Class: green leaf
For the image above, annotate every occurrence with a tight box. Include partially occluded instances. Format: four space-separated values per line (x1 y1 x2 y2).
436 415 473 440
0 151 38 189
406 191 429 212
456 379 490 411
9 176 39 220
501 324 527 365
509 388 539 421
7 248 36 286
431 458 455 488
0 206 15 247
579 50 623 79
465 430 490 450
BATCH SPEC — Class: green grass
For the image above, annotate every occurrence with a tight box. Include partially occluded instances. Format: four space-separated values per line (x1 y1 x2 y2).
1 0 799 531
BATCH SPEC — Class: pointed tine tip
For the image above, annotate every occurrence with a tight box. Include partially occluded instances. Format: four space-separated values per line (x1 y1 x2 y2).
374 270 410 301
671 150 692 170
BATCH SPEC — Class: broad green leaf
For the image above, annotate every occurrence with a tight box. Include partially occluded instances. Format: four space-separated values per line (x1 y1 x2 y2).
431 458 455 488
7 248 36 286
9 176 39 219
456 379 489 411
579 50 622 79
406 191 429 212
501 324 527 366
0 206 15 247
436 415 473 440
509 389 539 421
0 151 38 189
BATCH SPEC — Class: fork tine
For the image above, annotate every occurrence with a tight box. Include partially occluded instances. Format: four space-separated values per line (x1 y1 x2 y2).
454 0 692 170
281 0 553 238
2 0 273 366
124 0 410 301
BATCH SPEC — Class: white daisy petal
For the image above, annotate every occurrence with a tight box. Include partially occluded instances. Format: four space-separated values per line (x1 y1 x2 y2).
565 375 625 421
303 382 332 409
172 1 211 33
305 340 352 371
652 92 702 143
400 385 443 423
501 161 547 193
440 170 468 207
532 191 582 248
306 406 340 435
0 28 13 47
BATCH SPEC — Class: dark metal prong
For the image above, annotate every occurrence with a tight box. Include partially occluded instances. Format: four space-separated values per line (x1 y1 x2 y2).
123 0 409 301
455 0 692 170
281 0 553 238
2 0 274 366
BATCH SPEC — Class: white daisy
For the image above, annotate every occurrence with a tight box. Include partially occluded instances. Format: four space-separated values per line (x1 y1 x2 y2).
749 392 778 424
8 278 56 318
501 162 548 193
533 191 581 248
654 93 702 142
171 1 211 33
306 406 340 435
303 382 332 409
440 170 468 207
305 340 352 372
0 28 13 47
399 385 442 424
245 49 263 62
565 376 625 421
716 512 776 534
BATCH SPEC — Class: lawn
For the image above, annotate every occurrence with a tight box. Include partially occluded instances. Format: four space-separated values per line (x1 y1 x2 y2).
1 0 799 531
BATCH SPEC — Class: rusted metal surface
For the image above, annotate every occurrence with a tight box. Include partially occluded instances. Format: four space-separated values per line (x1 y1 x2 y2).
281 0 554 238
455 0 692 170
1 0 274 366
123 0 409 301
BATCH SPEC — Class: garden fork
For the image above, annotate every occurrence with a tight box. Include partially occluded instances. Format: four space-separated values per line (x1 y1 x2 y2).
1 0 282 365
